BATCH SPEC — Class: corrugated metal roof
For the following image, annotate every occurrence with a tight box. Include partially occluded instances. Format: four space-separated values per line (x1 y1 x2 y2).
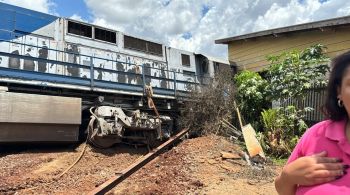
215 15 350 44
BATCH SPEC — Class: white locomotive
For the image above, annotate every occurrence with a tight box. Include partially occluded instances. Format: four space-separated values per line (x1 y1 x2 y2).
0 2 230 147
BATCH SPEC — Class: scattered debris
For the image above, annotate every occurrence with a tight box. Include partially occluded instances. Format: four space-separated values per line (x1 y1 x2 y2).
243 152 252 166
225 159 245 166
220 151 241 159
207 159 217 165
220 119 242 137
220 163 235 172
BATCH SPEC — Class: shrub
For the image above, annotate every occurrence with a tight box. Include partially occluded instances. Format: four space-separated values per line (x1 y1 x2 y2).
258 107 307 158
234 70 269 129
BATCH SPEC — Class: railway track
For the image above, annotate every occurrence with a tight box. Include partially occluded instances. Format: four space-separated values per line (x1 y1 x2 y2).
87 128 190 195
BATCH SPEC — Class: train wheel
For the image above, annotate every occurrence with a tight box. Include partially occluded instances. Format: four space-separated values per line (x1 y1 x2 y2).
87 116 120 148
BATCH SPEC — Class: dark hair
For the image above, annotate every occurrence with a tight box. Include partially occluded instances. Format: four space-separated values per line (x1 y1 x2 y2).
323 51 350 121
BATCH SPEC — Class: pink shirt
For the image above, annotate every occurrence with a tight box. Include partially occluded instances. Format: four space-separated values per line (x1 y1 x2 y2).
287 119 350 195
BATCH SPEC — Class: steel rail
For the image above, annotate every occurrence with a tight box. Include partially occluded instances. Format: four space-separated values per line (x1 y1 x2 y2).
87 128 190 195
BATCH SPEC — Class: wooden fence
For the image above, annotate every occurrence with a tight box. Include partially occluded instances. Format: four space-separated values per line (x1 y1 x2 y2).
274 84 327 124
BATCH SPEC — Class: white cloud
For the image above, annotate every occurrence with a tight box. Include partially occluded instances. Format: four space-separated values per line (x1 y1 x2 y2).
92 18 123 32
0 0 55 14
84 0 350 59
70 14 86 22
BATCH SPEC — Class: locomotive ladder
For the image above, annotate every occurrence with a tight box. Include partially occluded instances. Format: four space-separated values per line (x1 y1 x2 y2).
87 127 190 195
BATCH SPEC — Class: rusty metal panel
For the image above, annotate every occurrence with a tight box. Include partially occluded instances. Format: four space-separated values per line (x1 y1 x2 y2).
0 123 79 142
0 92 81 124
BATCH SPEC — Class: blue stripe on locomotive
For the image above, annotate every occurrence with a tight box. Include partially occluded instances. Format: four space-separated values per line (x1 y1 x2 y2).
0 2 57 41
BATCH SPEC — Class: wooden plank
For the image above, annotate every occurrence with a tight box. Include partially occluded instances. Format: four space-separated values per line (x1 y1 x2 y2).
242 124 265 158
0 92 81 124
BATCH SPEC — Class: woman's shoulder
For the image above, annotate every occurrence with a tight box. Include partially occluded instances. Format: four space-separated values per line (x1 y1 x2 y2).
301 120 328 136
303 119 345 140
288 120 343 162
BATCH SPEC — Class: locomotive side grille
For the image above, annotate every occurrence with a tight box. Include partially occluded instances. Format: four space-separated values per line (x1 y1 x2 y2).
124 35 163 56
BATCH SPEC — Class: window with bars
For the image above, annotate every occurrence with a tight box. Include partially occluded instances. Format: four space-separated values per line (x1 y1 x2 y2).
94 27 116 44
124 35 163 56
67 21 92 38
181 54 191 66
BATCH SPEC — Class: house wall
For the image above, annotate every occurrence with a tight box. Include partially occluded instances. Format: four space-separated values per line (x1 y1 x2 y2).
228 25 350 72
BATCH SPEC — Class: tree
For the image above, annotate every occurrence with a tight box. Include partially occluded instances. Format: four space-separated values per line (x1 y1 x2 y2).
266 44 330 101
252 44 331 157
234 70 269 129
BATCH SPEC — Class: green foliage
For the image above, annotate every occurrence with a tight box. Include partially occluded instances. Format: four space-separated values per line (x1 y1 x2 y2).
234 70 269 128
257 44 330 157
234 44 330 158
266 44 330 100
282 106 310 134
259 107 308 158
271 157 288 166
261 108 279 133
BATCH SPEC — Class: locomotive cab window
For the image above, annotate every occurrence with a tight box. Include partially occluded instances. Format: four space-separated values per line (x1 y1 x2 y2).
95 27 116 44
68 21 92 38
181 54 191 66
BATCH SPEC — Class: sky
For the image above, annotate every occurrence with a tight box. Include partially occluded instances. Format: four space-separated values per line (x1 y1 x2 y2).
1 0 350 59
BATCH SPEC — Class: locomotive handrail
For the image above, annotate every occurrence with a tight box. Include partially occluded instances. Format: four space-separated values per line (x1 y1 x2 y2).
0 38 210 79
0 38 165 70
0 50 200 85
0 51 205 97
0 37 168 69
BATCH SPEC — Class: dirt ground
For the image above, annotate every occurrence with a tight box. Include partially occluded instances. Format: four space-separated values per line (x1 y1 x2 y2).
0 144 148 194
113 135 280 195
0 135 281 195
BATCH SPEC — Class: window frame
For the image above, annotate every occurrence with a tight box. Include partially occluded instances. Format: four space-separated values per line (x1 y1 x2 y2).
181 54 191 67
67 20 93 39
94 27 117 44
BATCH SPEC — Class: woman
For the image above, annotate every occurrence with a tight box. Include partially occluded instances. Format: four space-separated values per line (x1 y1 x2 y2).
275 51 350 195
